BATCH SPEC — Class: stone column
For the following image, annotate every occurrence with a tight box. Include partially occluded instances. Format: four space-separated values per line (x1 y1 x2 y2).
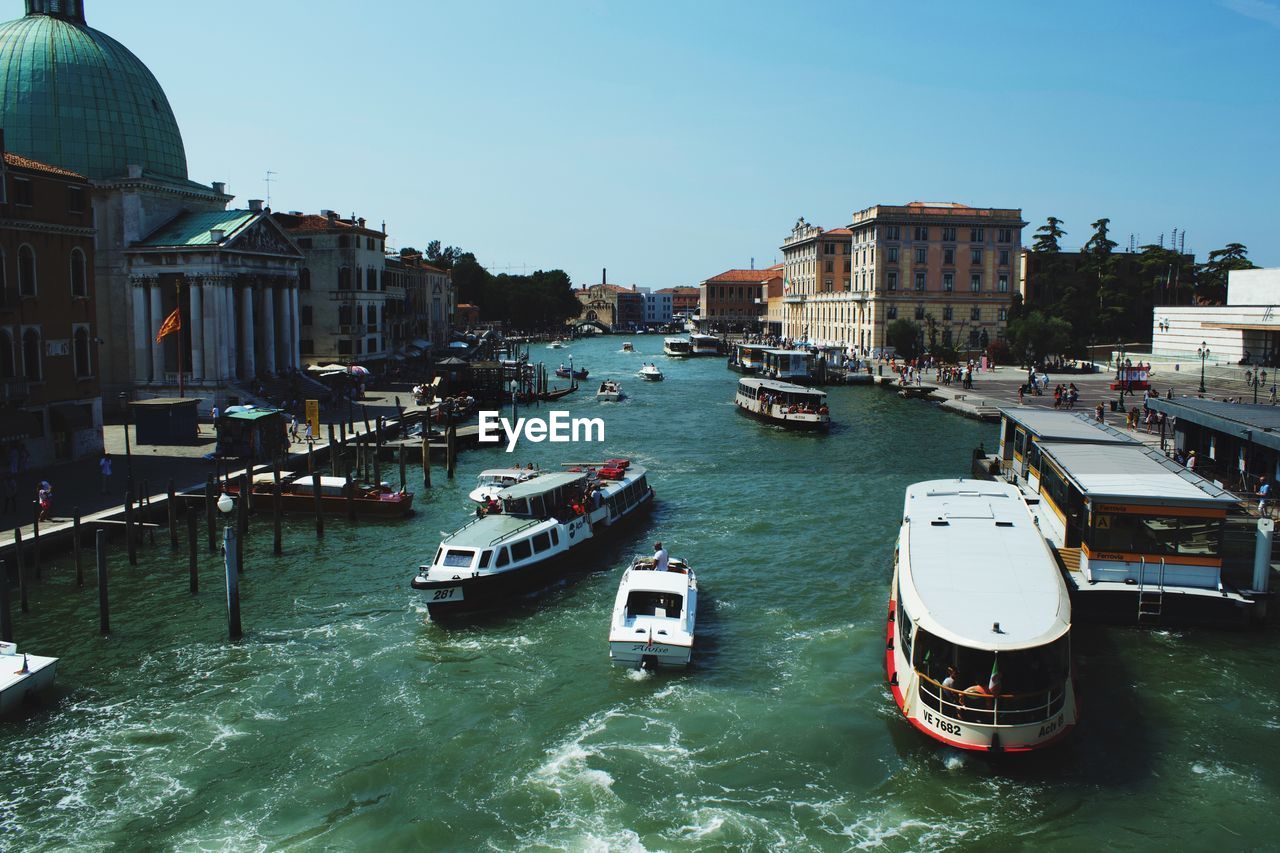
189 281 204 381
240 282 256 379
149 282 165 383
131 279 150 383
291 286 302 369
224 284 237 380
261 284 277 375
276 282 292 371
202 280 219 381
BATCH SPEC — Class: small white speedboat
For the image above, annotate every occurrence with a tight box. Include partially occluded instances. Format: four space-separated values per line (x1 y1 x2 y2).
638 363 664 382
596 379 626 402
621 342 635 353
0 641 57 715
609 556 697 668
467 467 540 504
547 340 568 349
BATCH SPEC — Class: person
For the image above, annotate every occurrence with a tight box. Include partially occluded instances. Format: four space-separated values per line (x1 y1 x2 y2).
99 452 112 495
653 541 669 572
942 666 958 691
1259 476 1271 518
304 421 313 444
1095 401 1105 423
37 480 52 521
289 415 299 442
1187 449 1197 470
485 496 501 515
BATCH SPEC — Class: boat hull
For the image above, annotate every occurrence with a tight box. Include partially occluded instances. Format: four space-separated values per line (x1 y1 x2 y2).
234 487 414 518
733 399 829 431
727 361 759 374
608 639 691 667
0 655 58 715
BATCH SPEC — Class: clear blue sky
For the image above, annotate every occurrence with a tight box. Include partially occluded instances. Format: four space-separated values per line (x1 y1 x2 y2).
21 0 1280 286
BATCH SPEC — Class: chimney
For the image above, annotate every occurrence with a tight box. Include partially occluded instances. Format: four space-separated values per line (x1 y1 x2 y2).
212 181 226 195
323 210 336 224
288 210 303 216
358 217 366 228
210 229 225 242
248 199 264 212
602 267 607 286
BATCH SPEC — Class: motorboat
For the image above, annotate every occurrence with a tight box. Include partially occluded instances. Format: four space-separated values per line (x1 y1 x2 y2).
412 459 655 617
430 396 477 423
555 364 589 380
689 333 721 356
609 555 697 668
547 340 568 349
663 337 692 357
233 472 415 518
596 379 626 402
638 363 664 382
0 641 58 715
621 342 635 353
734 377 830 431
887 480 1077 752
468 467 541 504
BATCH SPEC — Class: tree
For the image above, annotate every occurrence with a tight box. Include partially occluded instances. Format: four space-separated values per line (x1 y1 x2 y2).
1032 216 1066 253
1197 243 1257 304
1005 310 1072 365
1083 218 1123 341
886 318 921 359
426 241 464 269
1136 243 1192 306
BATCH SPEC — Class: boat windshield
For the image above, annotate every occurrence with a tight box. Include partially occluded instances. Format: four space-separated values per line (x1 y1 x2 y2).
626 590 683 619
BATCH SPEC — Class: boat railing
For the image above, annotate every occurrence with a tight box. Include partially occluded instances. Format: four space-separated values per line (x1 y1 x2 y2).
487 517 545 547
916 671 1066 726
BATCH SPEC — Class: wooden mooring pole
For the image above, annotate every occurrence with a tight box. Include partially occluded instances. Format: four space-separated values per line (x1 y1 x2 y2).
96 529 109 635
167 479 178 549
187 506 199 595
224 525 241 641
0 560 12 642
124 490 137 566
206 475 217 553
422 435 431 489
272 465 283 556
446 425 457 480
31 503 41 581
14 527 26 613
73 507 83 587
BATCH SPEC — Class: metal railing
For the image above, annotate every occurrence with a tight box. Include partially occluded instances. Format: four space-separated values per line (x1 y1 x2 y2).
916 670 1066 726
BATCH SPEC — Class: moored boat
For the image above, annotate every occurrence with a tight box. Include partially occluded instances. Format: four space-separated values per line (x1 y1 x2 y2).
596 379 626 401
608 555 697 668
235 472 414 517
0 641 58 715
638 363 664 381
728 343 769 373
887 479 1078 752
555 363 589 380
733 377 830 431
663 337 692 357
689 333 721 356
411 459 655 617
468 467 541 504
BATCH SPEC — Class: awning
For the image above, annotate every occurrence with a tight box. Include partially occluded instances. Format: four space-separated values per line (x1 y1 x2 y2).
0 409 42 441
49 403 94 431
1201 323 1280 331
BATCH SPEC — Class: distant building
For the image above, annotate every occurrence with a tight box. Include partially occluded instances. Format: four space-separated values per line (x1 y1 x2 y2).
454 303 480 327
275 211 388 365
0 143 102 464
780 220 852 342
384 251 454 352
1151 268 1280 366
574 283 644 331
661 286 699 322
699 268 779 332
644 290 673 326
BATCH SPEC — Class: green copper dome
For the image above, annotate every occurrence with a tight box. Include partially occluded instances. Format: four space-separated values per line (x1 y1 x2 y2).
0 1 187 180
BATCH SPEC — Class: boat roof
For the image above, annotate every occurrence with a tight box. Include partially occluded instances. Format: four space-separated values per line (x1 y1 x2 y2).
901 479 1069 651
445 515 545 549
294 475 349 488
1148 396 1280 454
690 333 719 340
1037 442 1238 508
499 471 586 499
999 408 1138 444
624 569 689 595
478 468 532 479
736 343 769 351
738 377 825 396
664 336 690 343
764 348 813 357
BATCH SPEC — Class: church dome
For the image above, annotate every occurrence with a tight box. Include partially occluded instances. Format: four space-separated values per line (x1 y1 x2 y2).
0 1 188 181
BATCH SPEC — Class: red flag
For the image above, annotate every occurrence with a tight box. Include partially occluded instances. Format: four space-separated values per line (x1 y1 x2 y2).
155 307 181 343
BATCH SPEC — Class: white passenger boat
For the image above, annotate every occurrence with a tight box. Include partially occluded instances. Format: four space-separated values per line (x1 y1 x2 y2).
689 333 721 356
0 641 57 715
734 377 830 431
887 479 1078 752
467 467 540 504
663 337 692 357
638 363 664 382
411 459 654 617
729 343 769 374
620 342 635 353
609 556 697 668
596 379 626 402
761 348 814 383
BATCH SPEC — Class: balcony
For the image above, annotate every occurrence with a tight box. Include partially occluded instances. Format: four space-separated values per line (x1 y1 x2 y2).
0 377 30 403
783 294 806 304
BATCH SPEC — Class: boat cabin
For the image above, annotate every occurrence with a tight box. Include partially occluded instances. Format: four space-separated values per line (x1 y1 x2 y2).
736 378 827 411
731 343 769 372
762 349 814 382
690 333 720 354
997 408 1137 493
475 468 536 490
663 337 692 355
499 472 590 520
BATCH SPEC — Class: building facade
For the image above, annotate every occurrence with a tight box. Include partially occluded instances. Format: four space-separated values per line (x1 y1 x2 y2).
0 143 102 464
780 219 852 343
783 204 1023 354
383 251 454 352
663 286 699 322
643 290 673 326
574 283 644 331
699 268 778 332
276 212 388 365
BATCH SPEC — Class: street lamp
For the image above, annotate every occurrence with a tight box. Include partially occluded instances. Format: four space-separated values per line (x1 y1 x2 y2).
1251 371 1262 404
217 491 242 640
1116 339 1127 412
1198 341 1210 394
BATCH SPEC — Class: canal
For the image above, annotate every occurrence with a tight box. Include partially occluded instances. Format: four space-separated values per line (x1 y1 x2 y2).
3 335 1279 849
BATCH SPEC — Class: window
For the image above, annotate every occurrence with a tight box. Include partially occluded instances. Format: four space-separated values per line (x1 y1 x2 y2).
355 304 364 326
914 305 926 320
338 267 351 290
18 245 36 296
301 305 313 325
886 304 898 319
844 259 851 273
442 549 475 568
296 238 313 249
998 307 1008 321
886 225 900 240
366 237 374 250
943 329 953 346
942 227 956 241
824 279 833 290
971 248 983 264
998 275 1009 293
887 272 898 291
509 539 532 561
914 272 926 291
825 260 833 273
367 336 377 353
0 330 12 378
943 305 953 321
494 547 509 568
914 247 927 264
355 339 363 355
300 339 314 355
999 249 1010 266
970 307 982 321
338 340 352 355
338 235 350 248
913 226 928 241
73 324 91 377
969 329 981 347
299 268 311 291
970 227 985 242
887 247 898 263
943 273 954 292
943 248 954 265
532 532 551 553
12 178 32 206
21 327 40 381
998 228 1012 243
67 186 84 213
971 274 982 293
365 268 377 290
824 241 835 254
69 248 87 297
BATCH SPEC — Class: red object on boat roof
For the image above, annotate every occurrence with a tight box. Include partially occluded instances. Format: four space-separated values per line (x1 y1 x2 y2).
598 466 626 480
604 458 630 469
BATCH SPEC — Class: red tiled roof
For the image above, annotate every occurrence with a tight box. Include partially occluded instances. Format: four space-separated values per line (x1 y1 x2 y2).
275 212 385 237
704 269 779 283
765 262 784 270
824 228 852 236
3 152 84 180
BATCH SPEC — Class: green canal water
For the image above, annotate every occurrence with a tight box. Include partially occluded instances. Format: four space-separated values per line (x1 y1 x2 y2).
4 336 1280 851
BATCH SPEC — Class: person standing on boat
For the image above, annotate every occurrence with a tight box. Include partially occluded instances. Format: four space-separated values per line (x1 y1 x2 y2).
1258 476 1271 518
653 541 669 572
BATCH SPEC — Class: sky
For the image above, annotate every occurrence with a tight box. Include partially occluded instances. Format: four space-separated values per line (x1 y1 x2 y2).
18 0 1280 287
